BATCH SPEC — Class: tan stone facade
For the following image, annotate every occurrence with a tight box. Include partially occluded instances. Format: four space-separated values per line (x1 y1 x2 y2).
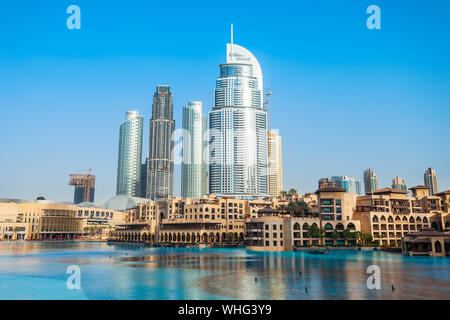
0 200 124 241
354 188 440 246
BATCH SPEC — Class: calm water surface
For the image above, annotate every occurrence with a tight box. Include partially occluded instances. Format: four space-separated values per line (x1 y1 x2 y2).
0 241 448 300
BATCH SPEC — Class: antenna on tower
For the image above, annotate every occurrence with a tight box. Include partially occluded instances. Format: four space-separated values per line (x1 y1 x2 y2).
231 24 233 45
230 24 233 55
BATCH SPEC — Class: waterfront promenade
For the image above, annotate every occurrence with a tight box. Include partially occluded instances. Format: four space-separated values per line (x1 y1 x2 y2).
0 241 449 300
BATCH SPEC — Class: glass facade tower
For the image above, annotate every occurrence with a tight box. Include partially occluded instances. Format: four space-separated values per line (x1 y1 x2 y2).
147 85 175 200
364 168 379 195
331 176 361 195
181 101 207 198
116 111 143 197
424 167 439 195
209 42 268 199
392 175 407 191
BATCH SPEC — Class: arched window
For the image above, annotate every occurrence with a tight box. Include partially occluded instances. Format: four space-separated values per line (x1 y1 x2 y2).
372 216 379 223
347 223 356 230
293 223 300 230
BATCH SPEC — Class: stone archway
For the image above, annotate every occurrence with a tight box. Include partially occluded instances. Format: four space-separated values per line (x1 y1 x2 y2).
435 240 442 253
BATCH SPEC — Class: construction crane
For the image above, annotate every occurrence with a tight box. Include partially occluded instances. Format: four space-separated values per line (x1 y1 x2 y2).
69 169 95 203
263 89 272 115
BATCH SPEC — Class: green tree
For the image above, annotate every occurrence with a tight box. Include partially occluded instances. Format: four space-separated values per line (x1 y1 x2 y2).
278 204 287 214
279 190 287 198
288 188 298 195
331 230 340 245
342 228 353 245
226 232 236 242
296 200 310 216
308 224 320 239
286 202 300 215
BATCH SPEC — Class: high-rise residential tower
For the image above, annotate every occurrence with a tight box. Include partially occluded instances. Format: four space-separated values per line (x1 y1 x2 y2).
424 167 439 195
331 176 361 195
139 161 147 198
147 85 175 200
209 32 269 199
268 130 283 197
181 101 208 198
364 168 378 195
116 111 143 197
392 175 407 191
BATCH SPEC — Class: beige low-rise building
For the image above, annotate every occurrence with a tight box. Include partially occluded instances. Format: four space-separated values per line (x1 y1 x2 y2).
354 188 440 246
0 199 125 241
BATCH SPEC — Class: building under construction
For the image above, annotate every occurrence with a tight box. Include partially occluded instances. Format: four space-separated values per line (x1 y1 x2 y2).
69 172 95 204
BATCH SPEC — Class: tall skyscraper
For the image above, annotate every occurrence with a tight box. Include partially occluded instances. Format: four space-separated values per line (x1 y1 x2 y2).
331 176 361 194
116 111 143 197
392 175 407 191
268 130 283 197
147 85 175 200
424 167 439 195
139 161 147 198
181 101 207 198
209 32 269 199
364 168 378 195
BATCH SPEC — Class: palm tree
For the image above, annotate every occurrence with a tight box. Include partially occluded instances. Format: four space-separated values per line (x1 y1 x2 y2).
319 228 326 246
288 188 298 195
342 228 353 246
279 190 287 198
331 230 340 246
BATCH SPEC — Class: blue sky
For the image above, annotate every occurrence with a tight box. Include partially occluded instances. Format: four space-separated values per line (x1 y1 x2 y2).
1 0 449 203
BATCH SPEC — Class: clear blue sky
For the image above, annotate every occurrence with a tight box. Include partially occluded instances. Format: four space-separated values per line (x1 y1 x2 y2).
1 0 449 203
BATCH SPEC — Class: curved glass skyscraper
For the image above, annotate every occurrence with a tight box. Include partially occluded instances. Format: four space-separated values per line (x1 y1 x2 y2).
209 42 268 199
116 110 143 197
181 101 207 198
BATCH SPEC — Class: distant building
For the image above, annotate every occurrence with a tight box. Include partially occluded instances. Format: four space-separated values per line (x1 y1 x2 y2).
318 178 336 189
147 85 175 200
268 130 283 197
392 175 407 191
140 162 147 198
364 168 378 195
69 173 95 204
424 167 439 195
331 176 361 195
181 101 208 199
116 111 143 197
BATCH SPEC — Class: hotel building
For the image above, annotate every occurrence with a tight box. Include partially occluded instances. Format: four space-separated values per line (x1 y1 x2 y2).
354 188 438 246
209 38 268 199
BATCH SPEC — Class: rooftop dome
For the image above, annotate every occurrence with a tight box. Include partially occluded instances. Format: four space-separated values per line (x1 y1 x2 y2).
103 195 148 211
